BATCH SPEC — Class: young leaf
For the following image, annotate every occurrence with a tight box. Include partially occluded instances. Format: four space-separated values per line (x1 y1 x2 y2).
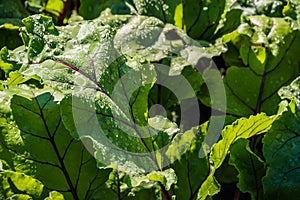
198 113 276 199
45 191 65 200
0 170 44 198
149 169 177 191
211 114 275 169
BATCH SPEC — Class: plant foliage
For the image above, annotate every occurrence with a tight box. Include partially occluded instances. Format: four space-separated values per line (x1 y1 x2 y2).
0 0 299 199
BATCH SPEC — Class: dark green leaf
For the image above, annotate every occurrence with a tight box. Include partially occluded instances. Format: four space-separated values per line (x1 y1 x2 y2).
0 24 23 50
229 138 265 199
79 0 130 19
263 102 300 199
0 0 29 26
10 92 111 199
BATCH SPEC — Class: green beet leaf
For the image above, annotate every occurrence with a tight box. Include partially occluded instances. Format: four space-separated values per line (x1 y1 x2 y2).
20 14 58 62
0 0 29 26
0 91 33 176
167 124 210 200
10 92 112 199
12 14 219 173
0 1 299 198
223 16 300 117
129 0 226 41
198 113 276 199
0 24 23 50
211 113 275 169
229 138 266 200
263 101 300 199
79 0 130 20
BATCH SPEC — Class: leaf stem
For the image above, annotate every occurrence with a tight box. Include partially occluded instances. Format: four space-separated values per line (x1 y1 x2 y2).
159 182 172 200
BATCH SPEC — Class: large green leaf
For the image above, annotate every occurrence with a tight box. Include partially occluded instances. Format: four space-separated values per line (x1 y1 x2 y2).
222 16 300 117
263 100 300 199
8 14 222 171
10 92 112 199
1 13 227 199
0 162 64 199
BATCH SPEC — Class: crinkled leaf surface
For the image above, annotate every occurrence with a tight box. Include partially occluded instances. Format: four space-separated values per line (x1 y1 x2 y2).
278 76 300 107
0 170 44 198
129 0 181 24
229 0 285 17
0 47 22 79
7 14 222 173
